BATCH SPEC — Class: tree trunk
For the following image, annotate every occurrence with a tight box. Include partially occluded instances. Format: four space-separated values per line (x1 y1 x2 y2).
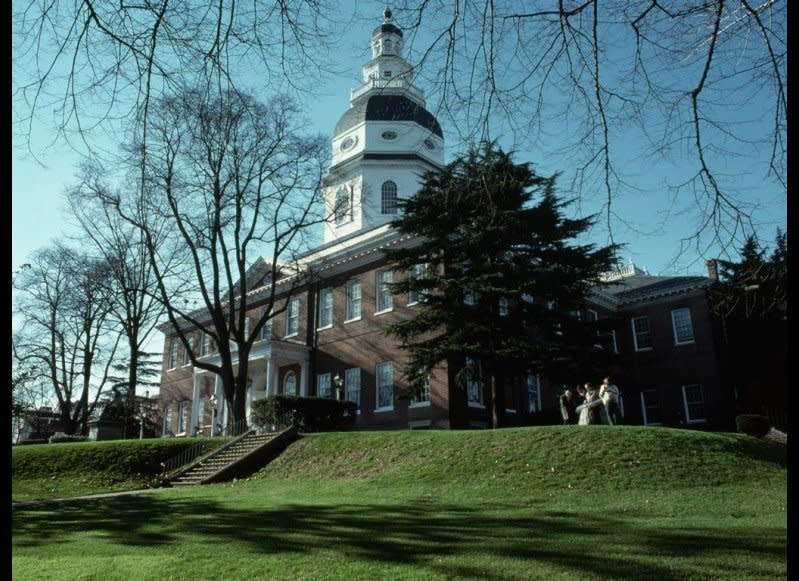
490 371 505 429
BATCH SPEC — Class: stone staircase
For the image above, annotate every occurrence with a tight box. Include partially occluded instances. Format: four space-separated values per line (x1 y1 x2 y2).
167 426 296 487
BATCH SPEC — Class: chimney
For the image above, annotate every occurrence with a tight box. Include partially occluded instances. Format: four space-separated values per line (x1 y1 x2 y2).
706 259 718 281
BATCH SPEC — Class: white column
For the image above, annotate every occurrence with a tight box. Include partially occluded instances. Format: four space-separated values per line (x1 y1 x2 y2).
300 358 309 397
246 382 253 423
190 371 202 435
266 355 278 396
213 375 223 436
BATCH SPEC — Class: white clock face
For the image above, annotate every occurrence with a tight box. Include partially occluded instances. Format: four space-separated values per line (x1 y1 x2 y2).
340 135 358 151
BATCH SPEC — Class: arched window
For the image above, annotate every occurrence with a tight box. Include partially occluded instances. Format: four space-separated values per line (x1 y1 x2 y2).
381 181 398 215
283 371 297 396
334 187 349 225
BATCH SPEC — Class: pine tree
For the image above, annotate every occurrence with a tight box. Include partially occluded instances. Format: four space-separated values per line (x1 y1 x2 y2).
384 143 620 428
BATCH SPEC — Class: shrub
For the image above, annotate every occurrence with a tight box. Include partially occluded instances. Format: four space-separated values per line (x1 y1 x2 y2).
735 414 771 438
49 434 88 444
251 395 358 433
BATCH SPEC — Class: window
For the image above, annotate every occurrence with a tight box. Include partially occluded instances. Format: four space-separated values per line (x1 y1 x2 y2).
162 405 173 436
640 390 662 425
182 337 195 366
195 399 204 430
284 371 297 396
178 401 189 433
671 308 695 345
498 297 509 317
463 288 477 306
200 332 211 356
376 270 393 313
682 384 706 423
259 319 273 340
318 288 333 329
407 264 426 305
631 316 653 350
381 181 398 214
334 187 350 225
346 279 362 321
345 367 361 407
409 374 431 407
285 297 300 337
610 329 618 354
317 373 332 398
586 310 598 322
465 357 483 407
376 362 394 410
168 341 179 369
527 374 541 413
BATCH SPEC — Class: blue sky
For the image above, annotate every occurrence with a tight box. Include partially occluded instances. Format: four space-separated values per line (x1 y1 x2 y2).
12 2 786 279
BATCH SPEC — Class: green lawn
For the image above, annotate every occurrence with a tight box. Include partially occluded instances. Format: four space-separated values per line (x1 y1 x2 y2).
12 426 787 580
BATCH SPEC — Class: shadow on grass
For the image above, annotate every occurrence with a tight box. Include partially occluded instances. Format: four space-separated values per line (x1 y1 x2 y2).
12 494 785 579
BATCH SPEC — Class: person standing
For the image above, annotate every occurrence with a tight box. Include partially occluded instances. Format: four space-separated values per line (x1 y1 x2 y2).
578 382 602 425
559 387 578 425
600 376 621 425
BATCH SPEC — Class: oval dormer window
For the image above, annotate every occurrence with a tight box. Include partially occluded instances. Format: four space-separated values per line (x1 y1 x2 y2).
340 136 358 152
381 130 398 141
424 138 436 150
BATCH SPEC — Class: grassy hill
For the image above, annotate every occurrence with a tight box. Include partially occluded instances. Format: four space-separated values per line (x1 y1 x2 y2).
12 426 787 579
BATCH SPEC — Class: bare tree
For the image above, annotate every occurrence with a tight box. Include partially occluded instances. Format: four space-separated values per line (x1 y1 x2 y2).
388 1 785 264
91 88 327 429
13 244 121 434
65 176 170 435
13 2 785 268
12 0 341 161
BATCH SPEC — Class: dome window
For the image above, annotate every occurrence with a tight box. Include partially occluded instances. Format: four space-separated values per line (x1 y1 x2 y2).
383 70 393 78
381 130 398 141
424 138 436 150
381 181 398 215
340 136 358 151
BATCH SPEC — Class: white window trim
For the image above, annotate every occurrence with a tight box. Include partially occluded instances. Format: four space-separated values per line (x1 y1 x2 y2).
465 358 484 408
317 288 334 331
631 316 653 352
610 329 618 354
375 362 394 412
344 367 361 414
345 279 362 323
317 372 332 398
182 338 195 367
527 373 542 413
283 371 298 396
671 307 695 346
285 297 300 338
168 342 179 371
375 270 394 315
639 390 663 426
259 319 273 341
409 375 431 408
681 384 707 424
407 264 425 307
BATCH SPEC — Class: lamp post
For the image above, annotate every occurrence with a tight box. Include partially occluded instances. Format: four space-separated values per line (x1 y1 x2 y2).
138 390 149 440
209 394 217 436
333 373 343 401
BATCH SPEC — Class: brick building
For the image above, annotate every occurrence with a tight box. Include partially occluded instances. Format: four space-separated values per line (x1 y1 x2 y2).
157 10 733 436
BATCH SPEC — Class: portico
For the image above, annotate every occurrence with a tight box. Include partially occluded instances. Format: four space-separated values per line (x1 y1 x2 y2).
189 338 310 435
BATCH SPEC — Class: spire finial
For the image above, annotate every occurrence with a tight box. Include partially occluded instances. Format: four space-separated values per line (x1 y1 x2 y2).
383 6 393 23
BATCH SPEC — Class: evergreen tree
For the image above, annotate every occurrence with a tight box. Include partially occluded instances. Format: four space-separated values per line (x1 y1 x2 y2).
711 231 787 320
385 143 620 428
709 230 787 423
